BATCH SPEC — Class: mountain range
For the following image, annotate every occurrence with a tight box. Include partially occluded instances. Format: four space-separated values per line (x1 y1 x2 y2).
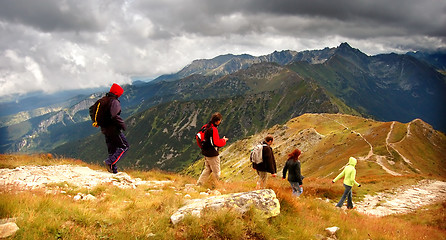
1 43 445 172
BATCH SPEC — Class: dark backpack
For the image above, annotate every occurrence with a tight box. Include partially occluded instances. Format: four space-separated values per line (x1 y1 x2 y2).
195 124 210 148
89 96 112 128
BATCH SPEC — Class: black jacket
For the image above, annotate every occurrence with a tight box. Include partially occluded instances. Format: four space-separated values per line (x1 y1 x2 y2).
282 158 303 185
100 93 126 135
252 142 276 174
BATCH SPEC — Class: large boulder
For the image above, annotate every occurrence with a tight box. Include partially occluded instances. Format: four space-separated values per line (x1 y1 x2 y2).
171 189 280 224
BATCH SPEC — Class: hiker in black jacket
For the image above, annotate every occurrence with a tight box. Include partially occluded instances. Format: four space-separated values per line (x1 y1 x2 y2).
252 135 276 189
282 148 304 197
102 83 129 174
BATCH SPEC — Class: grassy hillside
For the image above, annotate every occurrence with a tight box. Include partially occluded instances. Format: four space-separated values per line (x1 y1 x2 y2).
185 113 446 182
1 154 445 239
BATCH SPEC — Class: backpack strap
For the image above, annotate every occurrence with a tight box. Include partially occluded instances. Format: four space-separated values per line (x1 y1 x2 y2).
92 102 101 128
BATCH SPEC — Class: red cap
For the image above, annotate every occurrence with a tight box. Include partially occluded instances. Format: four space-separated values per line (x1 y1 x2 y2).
110 83 124 97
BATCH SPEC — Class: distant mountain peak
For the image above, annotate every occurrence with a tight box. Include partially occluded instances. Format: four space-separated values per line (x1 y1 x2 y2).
338 42 353 49
336 42 365 55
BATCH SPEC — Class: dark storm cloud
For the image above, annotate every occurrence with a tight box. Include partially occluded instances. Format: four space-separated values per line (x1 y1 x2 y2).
0 0 106 32
135 0 446 39
0 0 445 96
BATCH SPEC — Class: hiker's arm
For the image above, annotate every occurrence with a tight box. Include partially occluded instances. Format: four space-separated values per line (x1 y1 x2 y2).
352 169 360 186
272 152 277 173
333 169 345 183
110 100 126 131
282 162 288 179
212 127 226 147
297 161 303 185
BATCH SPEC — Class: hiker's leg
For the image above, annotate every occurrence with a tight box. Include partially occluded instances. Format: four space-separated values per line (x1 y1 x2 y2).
108 132 129 173
104 134 117 165
347 188 354 209
336 184 352 207
256 171 268 189
207 156 221 180
289 181 299 196
197 157 212 185
297 184 303 197
119 132 129 150
290 182 303 197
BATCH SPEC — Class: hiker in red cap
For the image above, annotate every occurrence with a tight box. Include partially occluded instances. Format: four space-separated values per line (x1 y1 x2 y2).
99 83 129 173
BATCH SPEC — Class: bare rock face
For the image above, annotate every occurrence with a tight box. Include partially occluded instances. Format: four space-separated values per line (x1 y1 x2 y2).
171 189 280 224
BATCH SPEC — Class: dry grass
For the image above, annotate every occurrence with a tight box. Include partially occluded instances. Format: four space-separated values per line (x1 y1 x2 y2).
1 154 446 239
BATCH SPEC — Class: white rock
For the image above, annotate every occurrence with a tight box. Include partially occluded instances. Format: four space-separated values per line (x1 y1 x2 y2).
83 194 96 201
325 226 340 236
73 194 82 201
171 189 280 224
0 222 19 238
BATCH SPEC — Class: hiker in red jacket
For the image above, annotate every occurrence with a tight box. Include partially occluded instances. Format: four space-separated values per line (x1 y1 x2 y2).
102 83 129 174
197 112 228 185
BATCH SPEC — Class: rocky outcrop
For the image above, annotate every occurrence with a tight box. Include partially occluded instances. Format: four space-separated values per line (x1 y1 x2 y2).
171 189 280 224
0 165 172 190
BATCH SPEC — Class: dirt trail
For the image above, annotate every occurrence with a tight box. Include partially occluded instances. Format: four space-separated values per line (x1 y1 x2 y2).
355 180 446 217
323 115 401 175
322 115 423 176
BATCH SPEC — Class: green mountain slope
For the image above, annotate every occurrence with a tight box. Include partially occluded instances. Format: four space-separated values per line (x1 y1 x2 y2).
288 43 446 131
54 64 353 171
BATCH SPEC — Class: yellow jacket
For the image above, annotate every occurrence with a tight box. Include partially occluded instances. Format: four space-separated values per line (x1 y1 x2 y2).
333 157 360 187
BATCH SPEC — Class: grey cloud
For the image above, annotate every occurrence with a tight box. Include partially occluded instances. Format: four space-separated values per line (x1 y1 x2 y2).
0 0 445 96
132 0 446 39
0 0 107 32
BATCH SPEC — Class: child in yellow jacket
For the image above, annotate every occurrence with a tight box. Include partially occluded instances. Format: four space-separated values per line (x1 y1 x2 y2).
332 157 361 209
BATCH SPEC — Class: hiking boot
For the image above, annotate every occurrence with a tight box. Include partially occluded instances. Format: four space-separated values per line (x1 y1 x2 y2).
103 161 113 173
112 165 118 174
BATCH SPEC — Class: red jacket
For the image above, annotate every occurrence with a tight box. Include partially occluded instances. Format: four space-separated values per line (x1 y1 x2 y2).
201 123 226 157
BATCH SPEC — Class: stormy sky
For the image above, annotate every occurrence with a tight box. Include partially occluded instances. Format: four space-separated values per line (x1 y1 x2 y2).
0 0 445 96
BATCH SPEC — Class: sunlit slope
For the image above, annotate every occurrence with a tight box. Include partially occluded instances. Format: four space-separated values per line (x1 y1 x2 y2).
184 113 446 180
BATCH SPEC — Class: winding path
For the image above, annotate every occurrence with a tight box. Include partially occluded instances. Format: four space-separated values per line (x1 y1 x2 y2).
355 180 446 217
322 115 401 175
